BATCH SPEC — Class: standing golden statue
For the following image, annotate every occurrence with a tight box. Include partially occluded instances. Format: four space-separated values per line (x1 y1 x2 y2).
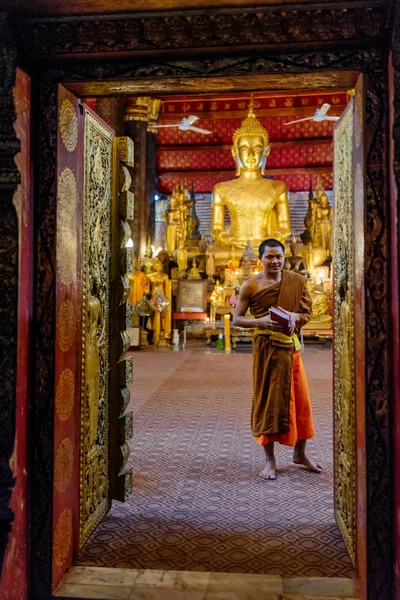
211 102 291 253
176 244 188 275
164 186 182 255
312 191 333 260
86 272 103 446
146 257 172 344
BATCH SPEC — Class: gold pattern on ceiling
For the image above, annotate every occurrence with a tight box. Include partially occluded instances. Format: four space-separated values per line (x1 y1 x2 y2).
57 167 77 286
56 300 76 353
54 438 74 494
59 99 78 153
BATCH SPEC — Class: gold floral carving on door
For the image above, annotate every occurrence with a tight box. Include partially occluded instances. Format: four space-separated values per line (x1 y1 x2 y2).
80 110 114 545
333 98 356 562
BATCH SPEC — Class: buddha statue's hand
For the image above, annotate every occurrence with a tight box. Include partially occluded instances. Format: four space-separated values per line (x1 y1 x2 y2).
216 230 230 245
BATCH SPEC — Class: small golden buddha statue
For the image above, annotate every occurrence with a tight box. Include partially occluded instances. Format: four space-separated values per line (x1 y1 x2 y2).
143 242 154 276
211 101 291 253
188 258 201 279
206 247 216 281
147 258 172 343
164 186 185 254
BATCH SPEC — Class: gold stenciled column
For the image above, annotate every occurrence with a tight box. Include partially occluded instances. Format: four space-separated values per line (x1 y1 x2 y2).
146 99 163 246
124 97 151 258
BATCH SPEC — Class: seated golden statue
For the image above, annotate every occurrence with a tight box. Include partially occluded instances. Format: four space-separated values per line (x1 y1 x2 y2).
188 258 201 279
211 103 291 255
303 278 332 330
284 241 308 275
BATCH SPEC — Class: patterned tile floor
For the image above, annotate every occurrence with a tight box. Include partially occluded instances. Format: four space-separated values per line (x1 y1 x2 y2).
77 345 354 578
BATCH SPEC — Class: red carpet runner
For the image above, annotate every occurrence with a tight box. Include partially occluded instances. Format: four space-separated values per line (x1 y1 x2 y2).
77 346 354 577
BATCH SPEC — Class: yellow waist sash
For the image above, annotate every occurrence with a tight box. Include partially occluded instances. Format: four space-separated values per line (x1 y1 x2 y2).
254 328 302 352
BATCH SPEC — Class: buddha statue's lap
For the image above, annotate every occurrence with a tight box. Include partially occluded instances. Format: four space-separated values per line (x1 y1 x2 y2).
211 103 291 262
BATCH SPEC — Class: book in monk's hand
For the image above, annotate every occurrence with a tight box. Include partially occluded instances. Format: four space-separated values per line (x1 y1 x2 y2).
269 306 293 336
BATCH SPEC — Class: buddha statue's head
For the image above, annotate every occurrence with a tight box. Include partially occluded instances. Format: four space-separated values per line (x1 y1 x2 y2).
232 105 270 176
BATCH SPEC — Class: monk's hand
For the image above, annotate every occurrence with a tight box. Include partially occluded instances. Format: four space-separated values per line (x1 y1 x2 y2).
257 315 283 332
287 316 296 335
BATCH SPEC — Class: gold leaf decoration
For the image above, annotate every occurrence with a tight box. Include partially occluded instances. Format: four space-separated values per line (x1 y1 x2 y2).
80 111 112 545
55 438 74 493
55 368 75 422
57 299 76 352
59 99 78 152
333 99 356 562
57 167 77 286
53 509 72 567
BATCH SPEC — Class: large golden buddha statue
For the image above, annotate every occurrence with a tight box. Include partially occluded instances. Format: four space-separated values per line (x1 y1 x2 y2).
211 104 291 253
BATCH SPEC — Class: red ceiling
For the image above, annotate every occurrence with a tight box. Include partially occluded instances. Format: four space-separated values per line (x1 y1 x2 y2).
156 90 348 194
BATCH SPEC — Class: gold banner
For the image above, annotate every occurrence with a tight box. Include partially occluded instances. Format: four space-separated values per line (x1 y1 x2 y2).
80 110 114 546
333 98 356 562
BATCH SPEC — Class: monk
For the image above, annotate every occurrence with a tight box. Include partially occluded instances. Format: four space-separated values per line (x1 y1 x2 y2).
233 238 322 480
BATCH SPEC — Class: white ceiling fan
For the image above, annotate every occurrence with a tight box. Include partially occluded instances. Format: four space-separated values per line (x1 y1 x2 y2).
283 103 340 126
155 114 212 135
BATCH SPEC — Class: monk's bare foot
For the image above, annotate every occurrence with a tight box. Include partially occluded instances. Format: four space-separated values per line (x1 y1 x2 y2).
291 454 323 473
260 455 276 480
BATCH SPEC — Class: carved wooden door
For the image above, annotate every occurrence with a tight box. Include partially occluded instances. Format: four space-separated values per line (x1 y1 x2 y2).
54 88 133 590
79 105 115 546
333 75 367 594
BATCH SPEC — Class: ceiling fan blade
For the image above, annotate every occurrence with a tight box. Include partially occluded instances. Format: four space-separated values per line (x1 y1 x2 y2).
186 125 212 134
154 123 180 128
324 116 340 121
317 103 331 117
183 115 199 126
283 117 314 126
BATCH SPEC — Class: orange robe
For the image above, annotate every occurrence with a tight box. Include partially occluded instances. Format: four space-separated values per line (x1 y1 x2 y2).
250 270 315 447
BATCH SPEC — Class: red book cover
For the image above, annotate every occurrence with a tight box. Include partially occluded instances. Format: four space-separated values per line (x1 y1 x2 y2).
269 306 292 336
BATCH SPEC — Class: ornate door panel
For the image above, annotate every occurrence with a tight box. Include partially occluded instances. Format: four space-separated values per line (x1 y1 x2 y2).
333 76 367 590
333 97 356 561
80 108 114 546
